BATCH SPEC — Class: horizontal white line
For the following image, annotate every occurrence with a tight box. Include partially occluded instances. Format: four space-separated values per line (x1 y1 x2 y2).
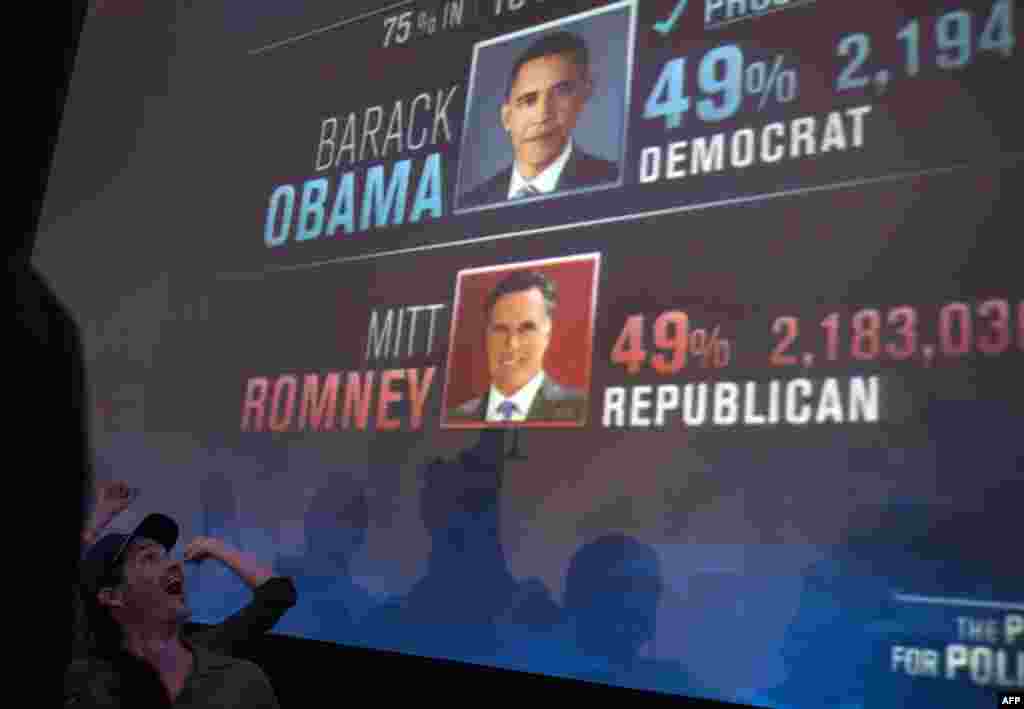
705 0 818 30
248 0 414 56
893 594 1024 612
214 156 1024 281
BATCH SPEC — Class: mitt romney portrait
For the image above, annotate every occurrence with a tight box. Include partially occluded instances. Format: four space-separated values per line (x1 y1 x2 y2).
444 265 596 427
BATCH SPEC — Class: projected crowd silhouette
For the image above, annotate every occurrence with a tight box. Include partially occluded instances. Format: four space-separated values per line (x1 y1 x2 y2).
183 429 713 694
359 431 562 664
555 534 702 695
183 431 895 702
76 412 1023 706
273 474 377 643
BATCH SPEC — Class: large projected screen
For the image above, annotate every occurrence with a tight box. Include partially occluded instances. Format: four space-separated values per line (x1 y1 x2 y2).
39 1 1022 706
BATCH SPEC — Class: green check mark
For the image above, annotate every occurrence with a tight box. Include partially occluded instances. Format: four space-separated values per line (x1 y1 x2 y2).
654 0 688 35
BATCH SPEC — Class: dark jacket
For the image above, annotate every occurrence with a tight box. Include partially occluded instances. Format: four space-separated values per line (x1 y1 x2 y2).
447 375 587 423
460 147 619 209
64 636 279 708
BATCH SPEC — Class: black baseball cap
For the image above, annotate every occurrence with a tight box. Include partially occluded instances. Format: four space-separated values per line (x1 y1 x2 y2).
81 513 179 597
